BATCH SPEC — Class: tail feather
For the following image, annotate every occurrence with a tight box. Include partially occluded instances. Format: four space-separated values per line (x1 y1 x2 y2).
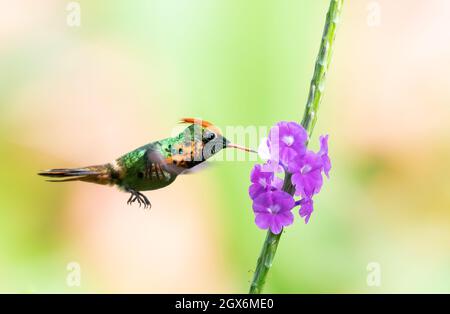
44 177 91 183
38 166 110 184
38 168 100 178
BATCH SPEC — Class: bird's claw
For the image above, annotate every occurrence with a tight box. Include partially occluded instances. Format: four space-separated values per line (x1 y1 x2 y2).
126 190 151 209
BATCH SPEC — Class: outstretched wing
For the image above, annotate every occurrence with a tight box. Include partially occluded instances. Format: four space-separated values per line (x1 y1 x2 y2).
145 148 186 177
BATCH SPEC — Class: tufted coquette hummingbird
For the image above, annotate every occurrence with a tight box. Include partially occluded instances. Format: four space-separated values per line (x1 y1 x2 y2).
38 118 256 208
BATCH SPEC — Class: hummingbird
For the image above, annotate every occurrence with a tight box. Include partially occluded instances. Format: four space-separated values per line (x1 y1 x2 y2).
38 118 256 208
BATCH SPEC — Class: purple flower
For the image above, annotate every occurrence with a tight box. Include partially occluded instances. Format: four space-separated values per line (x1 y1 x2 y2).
299 197 314 224
248 121 331 230
249 164 283 200
260 159 284 174
252 191 295 234
268 121 308 167
319 135 331 178
290 151 324 197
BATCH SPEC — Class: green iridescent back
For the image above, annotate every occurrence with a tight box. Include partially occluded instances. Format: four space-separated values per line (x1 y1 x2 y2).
115 137 179 192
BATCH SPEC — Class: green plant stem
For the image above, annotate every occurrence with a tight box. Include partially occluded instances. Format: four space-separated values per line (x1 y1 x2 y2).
302 0 344 136
249 0 343 294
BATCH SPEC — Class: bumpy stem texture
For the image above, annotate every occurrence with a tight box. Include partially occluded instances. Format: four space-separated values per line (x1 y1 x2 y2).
249 0 343 294
301 0 343 135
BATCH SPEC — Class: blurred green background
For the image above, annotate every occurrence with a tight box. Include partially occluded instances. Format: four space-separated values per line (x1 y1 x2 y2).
1 0 449 293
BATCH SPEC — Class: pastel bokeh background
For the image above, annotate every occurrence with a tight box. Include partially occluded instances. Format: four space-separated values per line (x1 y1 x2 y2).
1 0 449 293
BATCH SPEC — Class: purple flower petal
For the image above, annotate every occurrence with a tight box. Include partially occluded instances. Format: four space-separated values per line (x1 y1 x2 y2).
268 121 308 166
272 176 284 191
270 217 283 234
249 163 285 200
274 211 294 227
252 192 273 213
290 151 324 197
252 191 295 234
249 164 275 199
292 169 323 197
250 164 272 183
255 213 271 230
261 159 284 174
299 197 314 224
319 135 331 178
249 184 265 200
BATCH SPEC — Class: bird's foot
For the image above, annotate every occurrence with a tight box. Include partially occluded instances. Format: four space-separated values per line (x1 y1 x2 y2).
126 189 151 209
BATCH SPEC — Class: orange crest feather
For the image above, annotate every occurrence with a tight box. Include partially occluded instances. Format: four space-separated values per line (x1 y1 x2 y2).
179 118 222 136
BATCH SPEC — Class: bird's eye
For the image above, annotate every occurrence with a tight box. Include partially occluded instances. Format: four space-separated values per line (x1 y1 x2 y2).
205 132 215 141
178 148 183 154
